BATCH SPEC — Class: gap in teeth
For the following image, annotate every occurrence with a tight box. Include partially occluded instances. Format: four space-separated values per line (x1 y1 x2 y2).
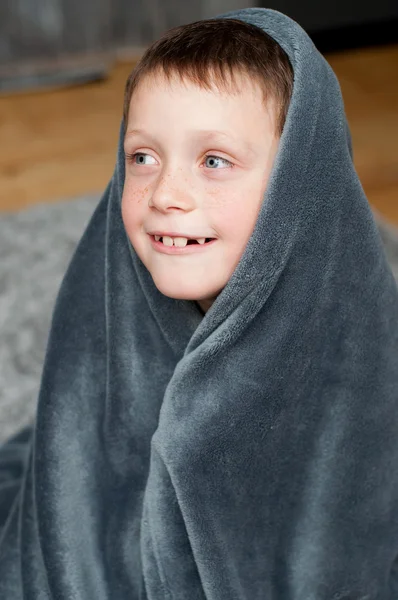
154 235 211 247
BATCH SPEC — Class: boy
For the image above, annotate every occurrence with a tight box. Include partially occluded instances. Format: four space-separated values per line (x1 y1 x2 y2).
1 8 398 600
121 17 293 314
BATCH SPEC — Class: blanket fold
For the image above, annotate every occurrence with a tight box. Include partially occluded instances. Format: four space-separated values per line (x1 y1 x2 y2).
1 7 398 600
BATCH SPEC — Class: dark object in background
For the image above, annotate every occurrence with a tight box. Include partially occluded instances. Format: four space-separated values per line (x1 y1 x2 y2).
260 0 398 52
309 18 398 53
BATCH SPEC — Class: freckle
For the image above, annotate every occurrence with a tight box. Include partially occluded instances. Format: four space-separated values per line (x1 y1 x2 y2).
136 185 150 203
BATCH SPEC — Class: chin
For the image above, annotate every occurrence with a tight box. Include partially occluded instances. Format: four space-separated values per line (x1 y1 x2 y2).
150 275 217 303
153 280 207 301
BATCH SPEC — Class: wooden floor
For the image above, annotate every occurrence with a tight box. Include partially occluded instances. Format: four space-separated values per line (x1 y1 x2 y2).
0 44 397 224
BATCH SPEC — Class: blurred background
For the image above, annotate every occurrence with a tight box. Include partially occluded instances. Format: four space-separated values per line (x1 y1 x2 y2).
0 0 397 218
0 0 397 444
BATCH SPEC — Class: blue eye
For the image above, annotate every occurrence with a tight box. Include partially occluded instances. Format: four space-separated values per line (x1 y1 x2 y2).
204 154 233 169
126 152 156 165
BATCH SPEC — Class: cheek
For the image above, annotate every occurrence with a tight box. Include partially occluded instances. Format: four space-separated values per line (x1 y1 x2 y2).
208 187 264 239
122 179 149 206
121 182 149 231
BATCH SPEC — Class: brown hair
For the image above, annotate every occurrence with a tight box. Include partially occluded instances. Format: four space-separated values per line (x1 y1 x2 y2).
123 18 294 138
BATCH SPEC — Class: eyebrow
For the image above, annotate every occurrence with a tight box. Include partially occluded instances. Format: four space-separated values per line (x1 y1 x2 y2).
124 128 256 155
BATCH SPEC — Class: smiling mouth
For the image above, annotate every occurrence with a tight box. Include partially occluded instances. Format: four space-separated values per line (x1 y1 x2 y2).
149 234 217 253
151 235 215 246
157 237 214 245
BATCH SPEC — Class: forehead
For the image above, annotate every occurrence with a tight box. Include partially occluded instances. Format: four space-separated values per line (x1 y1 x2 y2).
127 69 278 138
138 68 264 100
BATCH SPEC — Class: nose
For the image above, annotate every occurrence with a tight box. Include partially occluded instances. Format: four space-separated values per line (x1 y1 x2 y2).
148 171 195 213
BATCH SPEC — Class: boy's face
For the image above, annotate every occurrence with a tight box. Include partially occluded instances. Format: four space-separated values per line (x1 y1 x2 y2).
122 71 280 314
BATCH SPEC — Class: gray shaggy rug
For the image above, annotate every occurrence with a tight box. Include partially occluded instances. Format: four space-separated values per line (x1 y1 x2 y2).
1 195 398 446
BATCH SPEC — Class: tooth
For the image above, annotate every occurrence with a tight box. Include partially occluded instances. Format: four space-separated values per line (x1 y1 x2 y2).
196 238 205 245
173 237 188 247
162 236 173 247
154 235 161 242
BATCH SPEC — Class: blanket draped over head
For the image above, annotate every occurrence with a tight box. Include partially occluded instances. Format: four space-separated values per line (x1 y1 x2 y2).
1 7 398 599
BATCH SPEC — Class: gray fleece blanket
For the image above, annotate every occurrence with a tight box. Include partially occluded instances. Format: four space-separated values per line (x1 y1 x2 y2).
1 7 398 599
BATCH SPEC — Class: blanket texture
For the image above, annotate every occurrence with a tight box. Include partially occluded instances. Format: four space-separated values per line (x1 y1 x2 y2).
1 7 398 599
2 198 398 449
